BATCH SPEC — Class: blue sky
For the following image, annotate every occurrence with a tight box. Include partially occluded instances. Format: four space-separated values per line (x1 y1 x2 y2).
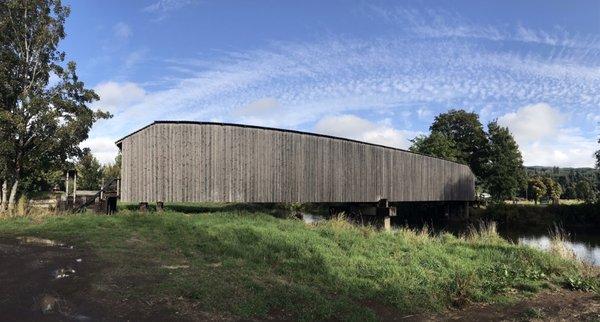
63 0 600 167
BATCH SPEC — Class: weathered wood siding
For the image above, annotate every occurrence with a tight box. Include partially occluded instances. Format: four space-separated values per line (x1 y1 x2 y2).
117 122 475 203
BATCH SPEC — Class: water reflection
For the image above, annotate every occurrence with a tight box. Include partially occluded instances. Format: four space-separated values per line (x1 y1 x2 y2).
516 235 600 266
300 213 324 224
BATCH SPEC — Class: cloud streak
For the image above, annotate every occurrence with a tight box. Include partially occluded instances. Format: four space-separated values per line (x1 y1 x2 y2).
88 6 600 166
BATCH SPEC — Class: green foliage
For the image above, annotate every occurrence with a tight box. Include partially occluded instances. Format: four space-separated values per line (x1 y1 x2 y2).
524 166 599 200
575 180 596 203
596 138 600 169
565 275 596 292
542 177 562 203
102 153 121 181
0 211 593 320
76 148 102 190
409 132 459 162
485 121 525 201
527 177 547 204
0 0 110 199
429 109 489 179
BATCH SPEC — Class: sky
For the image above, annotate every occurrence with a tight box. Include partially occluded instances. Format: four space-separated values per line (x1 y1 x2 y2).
62 0 600 167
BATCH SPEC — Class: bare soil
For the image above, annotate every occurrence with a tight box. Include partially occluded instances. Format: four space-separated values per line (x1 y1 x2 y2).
0 237 598 321
376 290 600 322
0 237 185 321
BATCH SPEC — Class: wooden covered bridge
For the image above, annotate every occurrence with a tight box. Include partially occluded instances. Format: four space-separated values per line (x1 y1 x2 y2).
115 121 475 216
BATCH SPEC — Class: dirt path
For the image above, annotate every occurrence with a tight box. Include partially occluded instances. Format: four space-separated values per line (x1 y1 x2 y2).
430 290 600 321
0 237 187 321
0 236 598 321
391 290 600 322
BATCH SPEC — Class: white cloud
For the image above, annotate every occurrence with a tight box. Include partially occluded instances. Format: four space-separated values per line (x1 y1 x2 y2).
93 82 146 114
113 22 132 40
498 103 596 167
143 0 196 12
80 137 119 165
124 49 147 69
313 114 417 149
86 13 599 169
416 107 432 119
97 36 599 138
369 5 600 49
497 103 563 143
234 97 280 116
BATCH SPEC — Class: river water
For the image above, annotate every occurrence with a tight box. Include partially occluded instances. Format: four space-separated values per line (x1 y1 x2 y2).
500 228 600 266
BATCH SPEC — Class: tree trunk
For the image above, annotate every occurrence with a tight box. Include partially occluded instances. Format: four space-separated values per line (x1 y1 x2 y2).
0 180 6 210
7 179 19 212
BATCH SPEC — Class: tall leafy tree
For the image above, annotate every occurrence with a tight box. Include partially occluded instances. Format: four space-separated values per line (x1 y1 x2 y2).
527 177 547 205
0 0 110 210
542 177 562 204
575 180 595 203
409 132 459 162
485 121 525 201
429 109 489 179
76 148 102 190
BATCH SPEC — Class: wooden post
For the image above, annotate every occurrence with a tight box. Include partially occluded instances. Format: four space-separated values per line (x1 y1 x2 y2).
100 178 105 200
73 172 77 204
65 171 69 201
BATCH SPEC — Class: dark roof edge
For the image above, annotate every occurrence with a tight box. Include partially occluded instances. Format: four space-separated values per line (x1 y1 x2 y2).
115 120 472 169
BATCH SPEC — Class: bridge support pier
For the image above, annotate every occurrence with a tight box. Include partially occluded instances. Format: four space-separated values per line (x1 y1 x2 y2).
329 199 396 231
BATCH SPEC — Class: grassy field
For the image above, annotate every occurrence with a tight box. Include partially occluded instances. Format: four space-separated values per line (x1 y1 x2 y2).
0 208 597 320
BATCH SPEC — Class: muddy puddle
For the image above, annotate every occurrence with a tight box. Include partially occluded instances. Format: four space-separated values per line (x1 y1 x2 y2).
0 236 95 321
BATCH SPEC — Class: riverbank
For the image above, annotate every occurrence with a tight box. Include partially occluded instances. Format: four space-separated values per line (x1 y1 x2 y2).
0 210 597 320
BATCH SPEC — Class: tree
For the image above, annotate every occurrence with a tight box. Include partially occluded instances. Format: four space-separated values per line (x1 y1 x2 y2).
542 177 562 204
102 153 122 181
575 180 595 203
595 138 600 169
485 121 525 201
527 177 547 205
76 148 102 190
409 132 459 162
429 109 489 179
0 0 110 210
564 184 577 200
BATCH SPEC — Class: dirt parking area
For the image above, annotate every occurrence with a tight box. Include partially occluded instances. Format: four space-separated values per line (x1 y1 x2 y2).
0 237 186 321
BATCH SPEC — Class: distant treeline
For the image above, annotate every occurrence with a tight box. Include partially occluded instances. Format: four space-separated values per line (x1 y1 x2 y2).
523 166 599 200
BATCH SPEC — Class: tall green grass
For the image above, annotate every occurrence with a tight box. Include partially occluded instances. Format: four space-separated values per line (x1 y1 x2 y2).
0 210 596 320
